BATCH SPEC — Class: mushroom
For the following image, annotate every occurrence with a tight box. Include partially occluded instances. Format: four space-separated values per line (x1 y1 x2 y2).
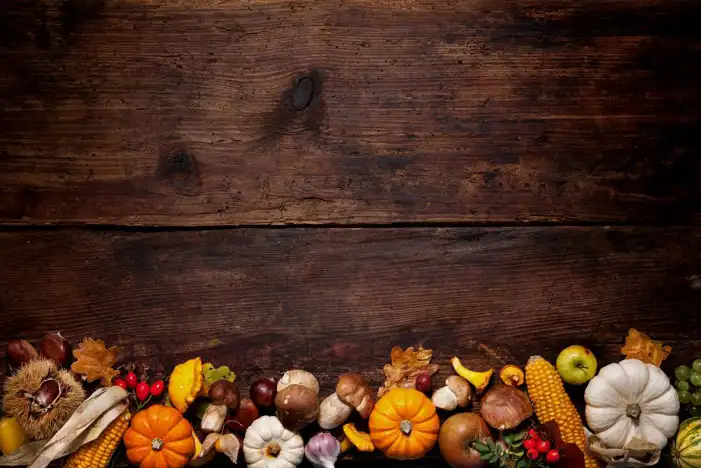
432 376 472 411
276 384 319 429
203 380 240 433
318 392 353 430
336 373 374 418
278 370 320 396
317 373 375 430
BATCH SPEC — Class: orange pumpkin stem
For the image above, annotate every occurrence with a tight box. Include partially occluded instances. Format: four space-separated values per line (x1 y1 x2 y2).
151 438 164 451
400 420 412 436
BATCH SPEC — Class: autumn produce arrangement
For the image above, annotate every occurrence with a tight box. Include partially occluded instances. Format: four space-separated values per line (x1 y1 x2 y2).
0 329 692 468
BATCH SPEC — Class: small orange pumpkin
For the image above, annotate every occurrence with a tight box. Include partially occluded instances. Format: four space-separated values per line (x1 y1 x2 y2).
123 404 196 468
369 388 440 460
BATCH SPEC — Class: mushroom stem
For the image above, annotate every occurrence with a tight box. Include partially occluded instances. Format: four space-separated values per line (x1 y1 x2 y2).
400 420 413 436
151 438 164 451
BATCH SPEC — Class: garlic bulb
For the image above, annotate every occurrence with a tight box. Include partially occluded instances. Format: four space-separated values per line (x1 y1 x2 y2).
305 432 340 468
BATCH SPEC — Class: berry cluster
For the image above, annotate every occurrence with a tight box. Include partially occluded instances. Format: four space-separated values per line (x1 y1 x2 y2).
113 371 165 407
524 429 560 464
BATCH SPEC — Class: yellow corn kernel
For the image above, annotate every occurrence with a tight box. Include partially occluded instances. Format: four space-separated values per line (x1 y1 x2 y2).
64 409 131 468
525 356 600 468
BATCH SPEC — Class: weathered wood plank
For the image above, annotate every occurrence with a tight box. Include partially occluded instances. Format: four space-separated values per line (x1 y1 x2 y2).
1 227 699 391
1 0 699 225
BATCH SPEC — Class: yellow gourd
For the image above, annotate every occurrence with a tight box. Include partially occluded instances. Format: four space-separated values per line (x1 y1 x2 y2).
168 357 203 413
368 388 439 460
0 417 27 456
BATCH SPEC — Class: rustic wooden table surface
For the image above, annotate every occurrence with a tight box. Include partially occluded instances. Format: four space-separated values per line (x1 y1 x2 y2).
1 0 700 466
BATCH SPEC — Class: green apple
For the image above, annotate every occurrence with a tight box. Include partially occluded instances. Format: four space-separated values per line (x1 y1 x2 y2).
556 345 597 385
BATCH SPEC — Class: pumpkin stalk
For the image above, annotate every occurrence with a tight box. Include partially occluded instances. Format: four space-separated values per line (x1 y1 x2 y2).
400 420 412 436
266 442 281 458
151 438 164 451
626 403 641 420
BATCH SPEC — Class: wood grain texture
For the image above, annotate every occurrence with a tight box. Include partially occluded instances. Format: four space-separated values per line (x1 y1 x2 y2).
1 0 699 226
1 227 699 389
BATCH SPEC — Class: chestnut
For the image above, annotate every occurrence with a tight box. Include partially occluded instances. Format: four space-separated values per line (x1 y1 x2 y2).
225 398 259 434
7 339 38 368
250 377 277 409
209 380 240 410
415 371 433 394
39 333 72 367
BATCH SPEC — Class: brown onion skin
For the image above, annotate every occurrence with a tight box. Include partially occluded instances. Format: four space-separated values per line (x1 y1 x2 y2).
480 384 533 430
439 413 493 468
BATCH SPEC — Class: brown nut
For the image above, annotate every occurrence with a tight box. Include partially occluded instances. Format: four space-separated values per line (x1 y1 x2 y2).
7 339 39 368
209 380 240 410
275 384 319 429
336 373 375 419
446 375 472 407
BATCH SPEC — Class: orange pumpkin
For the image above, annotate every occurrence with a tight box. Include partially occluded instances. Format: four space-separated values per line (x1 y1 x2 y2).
123 405 196 468
369 388 440 460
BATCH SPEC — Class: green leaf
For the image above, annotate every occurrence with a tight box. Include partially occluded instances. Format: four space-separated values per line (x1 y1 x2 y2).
515 450 525 457
503 433 514 445
481 453 494 460
512 429 526 442
496 444 504 455
513 441 523 449
518 460 528 468
489 455 500 464
474 442 490 452
487 439 496 451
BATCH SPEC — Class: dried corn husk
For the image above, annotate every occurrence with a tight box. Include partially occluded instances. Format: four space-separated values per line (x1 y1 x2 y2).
587 430 661 468
0 387 128 467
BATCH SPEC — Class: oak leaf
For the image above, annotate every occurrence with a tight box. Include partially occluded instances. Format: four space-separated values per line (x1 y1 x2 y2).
71 338 120 386
379 346 439 397
621 328 671 367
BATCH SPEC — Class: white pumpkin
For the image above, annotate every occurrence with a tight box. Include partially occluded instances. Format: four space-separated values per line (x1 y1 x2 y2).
584 359 679 449
244 415 305 468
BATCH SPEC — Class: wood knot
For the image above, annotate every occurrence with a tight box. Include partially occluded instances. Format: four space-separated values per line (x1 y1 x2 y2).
157 147 200 195
292 76 314 111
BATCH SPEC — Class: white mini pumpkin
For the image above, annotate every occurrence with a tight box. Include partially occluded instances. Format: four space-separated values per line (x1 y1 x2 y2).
584 359 679 449
244 415 305 468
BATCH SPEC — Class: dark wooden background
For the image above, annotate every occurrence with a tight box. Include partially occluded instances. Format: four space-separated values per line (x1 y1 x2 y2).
1 0 700 466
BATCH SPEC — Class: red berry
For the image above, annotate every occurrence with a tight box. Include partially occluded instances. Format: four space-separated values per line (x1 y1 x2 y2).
136 382 150 401
113 378 128 390
528 428 538 438
150 380 165 397
527 449 540 461
537 440 551 454
523 439 537 450
125 371 138 389
546 449 561 464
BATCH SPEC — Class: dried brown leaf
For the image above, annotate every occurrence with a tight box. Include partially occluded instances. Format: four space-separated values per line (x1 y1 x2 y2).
71 338 120 386
621 329 671 367
379 346 438 397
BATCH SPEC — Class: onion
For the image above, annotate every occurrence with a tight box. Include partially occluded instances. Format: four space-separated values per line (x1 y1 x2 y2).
479 384 533 430
439 413 492 468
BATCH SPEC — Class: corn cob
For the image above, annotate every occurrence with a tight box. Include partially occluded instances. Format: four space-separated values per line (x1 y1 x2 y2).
64 409 131 468
525 356 600 468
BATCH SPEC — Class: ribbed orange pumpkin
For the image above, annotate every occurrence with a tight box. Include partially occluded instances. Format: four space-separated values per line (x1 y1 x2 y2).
369 388 440 460
123 405 196 468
